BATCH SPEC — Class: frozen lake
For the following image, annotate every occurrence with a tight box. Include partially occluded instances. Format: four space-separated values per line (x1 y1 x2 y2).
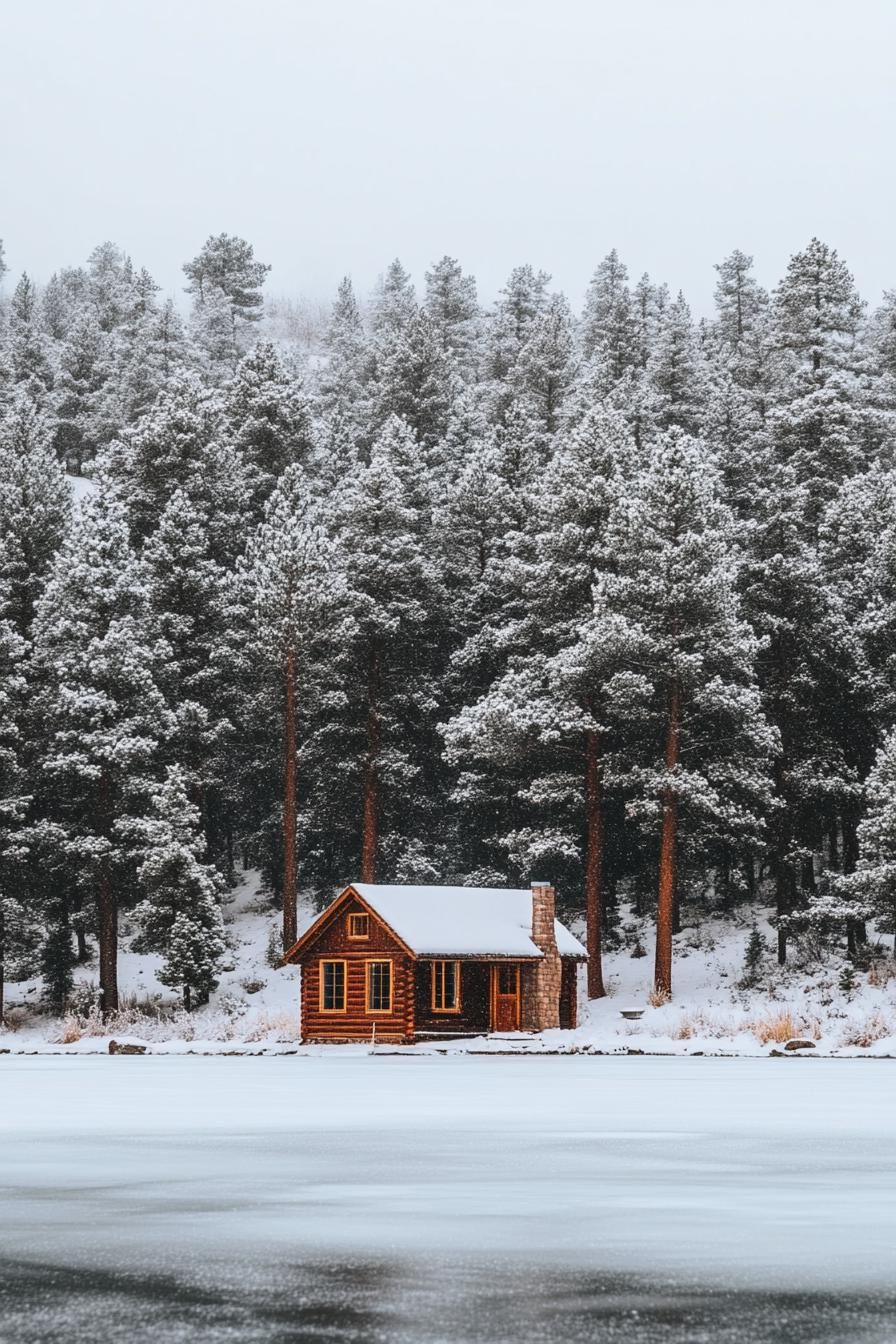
2 1054 895 1342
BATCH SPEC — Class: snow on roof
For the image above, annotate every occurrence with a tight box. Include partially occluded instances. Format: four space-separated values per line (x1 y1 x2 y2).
352 883 586 959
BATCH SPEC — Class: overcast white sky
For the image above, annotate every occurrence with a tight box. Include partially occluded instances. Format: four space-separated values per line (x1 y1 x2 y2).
2 0 895 313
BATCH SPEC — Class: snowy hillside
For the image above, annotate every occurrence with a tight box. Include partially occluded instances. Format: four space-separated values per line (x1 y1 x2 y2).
3 873 896 1056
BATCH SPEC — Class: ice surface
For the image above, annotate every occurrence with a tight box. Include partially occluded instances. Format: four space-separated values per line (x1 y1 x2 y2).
351 882 587 957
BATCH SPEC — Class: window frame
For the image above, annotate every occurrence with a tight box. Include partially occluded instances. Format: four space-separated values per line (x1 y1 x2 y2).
319 959 347 1014
431 960 462 1013
365 959 393 1014
347 912 370 940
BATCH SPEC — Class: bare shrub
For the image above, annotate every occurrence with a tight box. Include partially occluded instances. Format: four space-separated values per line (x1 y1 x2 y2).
867 959 896 988
243 1011 299 1043
648 987 671 1008
840 1012 893 1049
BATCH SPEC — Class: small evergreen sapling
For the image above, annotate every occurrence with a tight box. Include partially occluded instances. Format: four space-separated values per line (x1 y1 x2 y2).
132 767 226 1011
740 926 766 988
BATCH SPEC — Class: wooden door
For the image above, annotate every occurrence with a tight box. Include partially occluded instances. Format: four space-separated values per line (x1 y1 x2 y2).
491 963 520 1032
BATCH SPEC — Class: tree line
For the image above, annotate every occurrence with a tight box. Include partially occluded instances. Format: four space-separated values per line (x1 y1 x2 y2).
1 232 896 1016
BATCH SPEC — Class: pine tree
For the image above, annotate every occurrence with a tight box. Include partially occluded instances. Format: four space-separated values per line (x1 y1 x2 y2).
242 465 348 945
102 372 251 563
184 233 270 373
0 577 29 1021
444 408 637 994
768 239 878 536
326 416 447 884
581 250 638 372
224 342 316 512
0 395 72 638
641 293 707 437
371 308 458 453
370 258 416 334
839 729 896 955
131 766 226 1009
582 430 777 994
6 273 54 406
52 309 117 473
31 485 172 1014
424 255 479 371
142 488 234 861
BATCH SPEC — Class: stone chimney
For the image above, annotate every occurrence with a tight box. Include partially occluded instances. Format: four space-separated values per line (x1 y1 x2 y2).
529 881 561 1031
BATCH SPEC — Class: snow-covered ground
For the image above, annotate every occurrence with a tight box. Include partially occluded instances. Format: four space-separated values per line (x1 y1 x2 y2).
2 1055 896 1342
3 871 896 1055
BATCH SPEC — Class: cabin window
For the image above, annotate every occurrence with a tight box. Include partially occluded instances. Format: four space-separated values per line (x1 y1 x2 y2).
366 960 392 1013
347 912 369 939
320 960 346 1012
431 960 461 1012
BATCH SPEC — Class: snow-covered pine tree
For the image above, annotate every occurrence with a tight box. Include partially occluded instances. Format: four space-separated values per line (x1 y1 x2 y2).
242 464 348 946
30 484 172 1014
183 233 270 375
102 371 252 563
52 308 117 474
768 238 880 537
582 429 777 994
837 729 896 955
581 250 638 370
424 255 480 373
6 273 54 408
315 278 373 467
480 264 551 424
223 342 316 514
640 292 708 438
142 488 235 864
0 575 29 1021
325 414 447 885
131 766 226 1009
369 258 416 335
371 306 459 455
444 407 637 995
0 394 72 638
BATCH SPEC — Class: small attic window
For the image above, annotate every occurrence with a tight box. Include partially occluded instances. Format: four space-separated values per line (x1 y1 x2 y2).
347 912 369 939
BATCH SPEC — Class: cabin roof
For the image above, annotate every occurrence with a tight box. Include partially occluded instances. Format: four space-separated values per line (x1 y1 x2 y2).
350 883 587 959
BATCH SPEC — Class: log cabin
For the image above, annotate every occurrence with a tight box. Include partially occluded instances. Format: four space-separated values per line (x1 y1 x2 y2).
283 881 586 1043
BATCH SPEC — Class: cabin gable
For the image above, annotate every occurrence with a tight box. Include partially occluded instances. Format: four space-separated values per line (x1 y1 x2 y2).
295 890 415 1043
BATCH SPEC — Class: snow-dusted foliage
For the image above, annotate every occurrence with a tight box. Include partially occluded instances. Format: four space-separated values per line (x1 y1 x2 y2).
3 228 896 1016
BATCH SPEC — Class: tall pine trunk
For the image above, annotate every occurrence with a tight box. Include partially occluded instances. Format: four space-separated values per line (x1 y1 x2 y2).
843 802 866 957
97 862 118 1016
361 644 380 883
282 644 298 950
654 679 681 997
773 760 792 966
96 774 118 1017
584 728 606 999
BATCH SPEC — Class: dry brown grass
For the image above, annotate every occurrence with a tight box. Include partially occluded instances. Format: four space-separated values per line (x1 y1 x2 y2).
751 1010 821 1045
57 1014 84 1044
647 986 671 1009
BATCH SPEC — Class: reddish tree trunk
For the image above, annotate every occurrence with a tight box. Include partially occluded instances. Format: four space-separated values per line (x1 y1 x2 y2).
97 863 118 1017
654 680 681 997
282 645 298 951
584 728 606 999
361 646 380 883
96 773 118 1017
